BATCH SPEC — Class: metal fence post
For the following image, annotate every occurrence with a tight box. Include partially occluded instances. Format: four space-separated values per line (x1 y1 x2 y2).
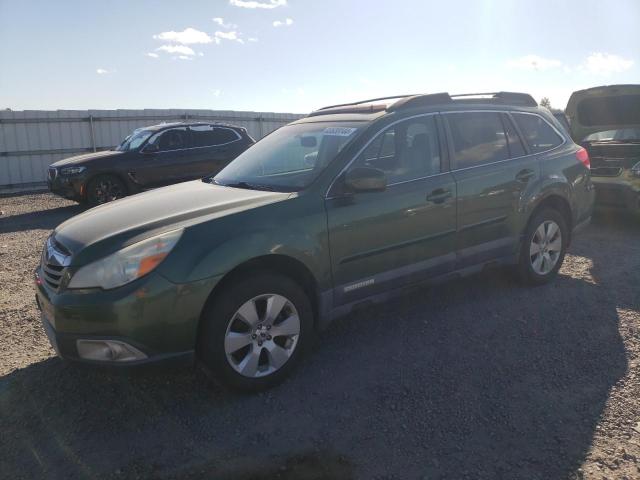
88 115 97 152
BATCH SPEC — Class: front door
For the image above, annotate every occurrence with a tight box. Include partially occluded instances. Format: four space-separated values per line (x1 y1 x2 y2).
443 111 539 267
325 115 457 305
130 127 192 188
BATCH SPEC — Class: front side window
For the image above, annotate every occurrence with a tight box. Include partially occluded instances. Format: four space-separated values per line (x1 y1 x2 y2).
512 113 563 154
447 112 509 169
350 116 441 183
147 128 188 152
190 125 240 147
214 122 364 191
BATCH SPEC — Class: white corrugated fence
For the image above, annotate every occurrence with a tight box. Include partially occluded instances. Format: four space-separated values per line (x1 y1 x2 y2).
0 109 305 190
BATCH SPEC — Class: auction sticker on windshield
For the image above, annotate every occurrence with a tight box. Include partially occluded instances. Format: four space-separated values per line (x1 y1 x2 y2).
324 127 357 136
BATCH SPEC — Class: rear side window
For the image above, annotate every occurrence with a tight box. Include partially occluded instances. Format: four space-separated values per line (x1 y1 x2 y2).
190 125 239 147
502 114 526 157
447 112 508 168
512 113 563 154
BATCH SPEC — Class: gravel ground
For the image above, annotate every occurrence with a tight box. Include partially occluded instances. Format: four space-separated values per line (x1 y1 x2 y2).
0 193 639 480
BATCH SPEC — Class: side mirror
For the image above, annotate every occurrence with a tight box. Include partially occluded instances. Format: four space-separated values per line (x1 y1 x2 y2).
344 167 387 193
142 143 159 154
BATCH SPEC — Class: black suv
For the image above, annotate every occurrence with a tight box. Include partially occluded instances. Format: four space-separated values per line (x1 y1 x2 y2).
47 122 254 204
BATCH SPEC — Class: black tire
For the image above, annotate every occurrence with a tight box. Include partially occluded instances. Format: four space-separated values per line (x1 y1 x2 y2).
517 208 568 286
86 174 127 205
198 272 314 392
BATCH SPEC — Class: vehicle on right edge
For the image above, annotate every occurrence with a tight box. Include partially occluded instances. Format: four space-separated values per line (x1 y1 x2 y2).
565 84 640 215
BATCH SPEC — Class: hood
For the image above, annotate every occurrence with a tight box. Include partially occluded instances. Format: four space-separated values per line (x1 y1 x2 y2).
53 180 291 264
565 84 640 142
50 149 124 167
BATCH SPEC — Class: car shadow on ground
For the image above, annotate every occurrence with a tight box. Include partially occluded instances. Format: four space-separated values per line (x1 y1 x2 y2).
0 213 635 480
0 204 86 234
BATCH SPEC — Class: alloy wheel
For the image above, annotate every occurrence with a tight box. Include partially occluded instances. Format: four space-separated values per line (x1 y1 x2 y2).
224 294 300 378
529 220 562 275
94 178 124 203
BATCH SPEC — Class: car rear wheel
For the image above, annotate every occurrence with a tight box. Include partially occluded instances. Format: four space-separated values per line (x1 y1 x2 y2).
517 208 568 285
86 174 127 205
198 272 313 392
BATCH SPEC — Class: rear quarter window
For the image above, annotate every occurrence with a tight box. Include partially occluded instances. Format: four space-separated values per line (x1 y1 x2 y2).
512 113 563 154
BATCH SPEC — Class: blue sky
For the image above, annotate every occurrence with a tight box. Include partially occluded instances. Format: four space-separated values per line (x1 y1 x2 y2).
0 0 638 113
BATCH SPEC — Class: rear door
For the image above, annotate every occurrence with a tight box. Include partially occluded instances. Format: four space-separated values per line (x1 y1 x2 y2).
129 127 192 188
188 125 246 177
326 114 457 305
444 111 538 267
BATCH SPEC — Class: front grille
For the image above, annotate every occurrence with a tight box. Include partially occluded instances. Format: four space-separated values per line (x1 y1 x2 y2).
42 262 65 289
48 168 57 180
591 166 623 177
40 237 70 291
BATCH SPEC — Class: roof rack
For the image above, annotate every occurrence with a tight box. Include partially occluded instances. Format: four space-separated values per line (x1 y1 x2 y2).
307 91 537 117
450 92 537 106
316 94 419 111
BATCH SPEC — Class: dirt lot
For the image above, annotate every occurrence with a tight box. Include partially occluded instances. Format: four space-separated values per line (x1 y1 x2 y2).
0 192 639 480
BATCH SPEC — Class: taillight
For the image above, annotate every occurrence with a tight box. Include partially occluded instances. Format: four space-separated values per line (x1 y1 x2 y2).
576 147 590 169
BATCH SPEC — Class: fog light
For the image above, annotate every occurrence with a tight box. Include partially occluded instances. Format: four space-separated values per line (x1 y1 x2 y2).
76 340 147 362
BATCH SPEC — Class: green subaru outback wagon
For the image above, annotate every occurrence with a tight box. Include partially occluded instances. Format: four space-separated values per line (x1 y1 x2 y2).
36 92 594 390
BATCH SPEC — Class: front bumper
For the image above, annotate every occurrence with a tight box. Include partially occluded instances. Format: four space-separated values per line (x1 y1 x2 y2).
592 177 640 213
47 172 86 201
35 268 221 367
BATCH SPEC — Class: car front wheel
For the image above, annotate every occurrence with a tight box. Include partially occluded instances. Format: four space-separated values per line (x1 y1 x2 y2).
199 272 313 391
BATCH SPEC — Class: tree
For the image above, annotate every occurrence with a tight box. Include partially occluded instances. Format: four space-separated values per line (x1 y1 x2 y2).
540 97 552 109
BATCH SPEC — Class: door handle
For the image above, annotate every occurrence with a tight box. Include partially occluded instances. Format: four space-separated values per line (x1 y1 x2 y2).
426 188 452 204
515 169 535 183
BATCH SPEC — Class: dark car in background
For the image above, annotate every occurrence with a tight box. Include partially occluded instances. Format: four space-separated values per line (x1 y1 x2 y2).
47 122 254 204
565 84 640 214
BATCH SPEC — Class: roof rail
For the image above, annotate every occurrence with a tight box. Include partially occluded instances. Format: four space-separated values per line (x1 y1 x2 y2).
316 94 418 111
307 90 538 118
450 91 537 106
387 93 453 112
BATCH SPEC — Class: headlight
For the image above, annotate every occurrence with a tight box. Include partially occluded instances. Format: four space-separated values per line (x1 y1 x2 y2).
67 229 183 290
60 166 86 176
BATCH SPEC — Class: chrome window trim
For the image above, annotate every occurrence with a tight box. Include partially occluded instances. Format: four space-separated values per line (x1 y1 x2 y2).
441 110 567 173
325 112 441 198
146 125 242 153
325 109 569 198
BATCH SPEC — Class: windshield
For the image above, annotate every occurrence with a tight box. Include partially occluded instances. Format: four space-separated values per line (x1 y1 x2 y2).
115 129 153 151
583 128 640 142
213 122 364 191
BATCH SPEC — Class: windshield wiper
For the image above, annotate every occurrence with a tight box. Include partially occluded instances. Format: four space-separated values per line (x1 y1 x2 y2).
215 180 278 191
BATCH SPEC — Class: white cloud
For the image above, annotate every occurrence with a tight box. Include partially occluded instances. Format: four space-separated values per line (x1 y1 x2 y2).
146 52 159 58
153 27 212 45
248 37 258 42
96 68 109 74
507 54 562 71
582 52 634 75
212 89 222 97
229 0 286 9
177 55 193 61
213 17 238 29
215 30 243 43
157 45 195 55
273 18 293 27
